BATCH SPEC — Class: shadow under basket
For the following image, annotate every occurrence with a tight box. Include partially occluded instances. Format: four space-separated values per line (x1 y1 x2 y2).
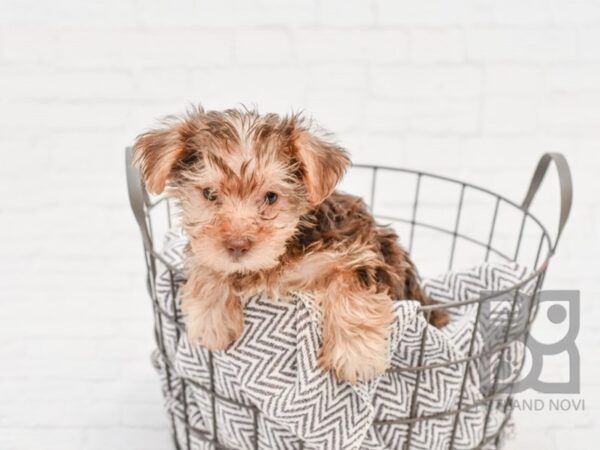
126 150 572 450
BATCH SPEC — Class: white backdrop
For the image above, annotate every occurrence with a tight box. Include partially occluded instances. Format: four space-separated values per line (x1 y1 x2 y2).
1 1 599 449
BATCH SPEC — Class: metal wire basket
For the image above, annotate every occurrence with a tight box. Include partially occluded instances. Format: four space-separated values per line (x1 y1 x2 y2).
126 149 572 450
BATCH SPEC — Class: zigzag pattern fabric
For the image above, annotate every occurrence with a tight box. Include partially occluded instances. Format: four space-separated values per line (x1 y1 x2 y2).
151 230 533 449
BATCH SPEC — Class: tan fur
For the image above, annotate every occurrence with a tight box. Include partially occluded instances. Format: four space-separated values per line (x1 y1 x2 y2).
133 106 449 383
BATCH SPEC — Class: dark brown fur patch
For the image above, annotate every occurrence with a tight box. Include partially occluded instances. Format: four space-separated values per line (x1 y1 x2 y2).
284 192 449 327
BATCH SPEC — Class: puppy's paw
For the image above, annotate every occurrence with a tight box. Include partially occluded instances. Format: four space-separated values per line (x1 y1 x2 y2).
187 317 243 351
186 301 244 351
195 327 235 351
319 333 389 384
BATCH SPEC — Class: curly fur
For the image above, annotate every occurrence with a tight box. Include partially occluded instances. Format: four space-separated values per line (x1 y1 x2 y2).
133 106 448 383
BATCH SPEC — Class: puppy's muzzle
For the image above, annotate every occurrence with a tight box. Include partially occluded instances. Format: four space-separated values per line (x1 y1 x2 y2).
225 238 252 258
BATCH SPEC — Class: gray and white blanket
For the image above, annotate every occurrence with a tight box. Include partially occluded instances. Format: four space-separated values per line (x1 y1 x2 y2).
152 230 532 450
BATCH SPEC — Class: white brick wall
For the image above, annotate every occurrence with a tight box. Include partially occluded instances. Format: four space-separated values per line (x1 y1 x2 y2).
1 1 598 449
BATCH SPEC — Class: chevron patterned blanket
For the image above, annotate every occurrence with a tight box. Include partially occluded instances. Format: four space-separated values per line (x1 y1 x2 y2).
152 230 533 450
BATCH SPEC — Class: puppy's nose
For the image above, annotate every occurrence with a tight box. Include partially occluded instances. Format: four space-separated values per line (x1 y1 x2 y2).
226 238 251 258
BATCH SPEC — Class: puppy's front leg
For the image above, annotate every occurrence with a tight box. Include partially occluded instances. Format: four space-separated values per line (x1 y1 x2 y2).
318 273 394 384
181 270 244 351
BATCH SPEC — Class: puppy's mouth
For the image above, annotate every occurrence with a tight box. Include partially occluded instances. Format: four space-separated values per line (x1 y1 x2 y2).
228 252 249 262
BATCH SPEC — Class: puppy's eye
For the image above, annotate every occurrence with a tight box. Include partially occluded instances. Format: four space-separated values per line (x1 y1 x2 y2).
264 191 278 205
203 188 217 202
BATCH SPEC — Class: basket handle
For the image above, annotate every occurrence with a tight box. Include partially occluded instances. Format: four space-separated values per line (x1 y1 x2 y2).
521 152 573 253
125 146 153 252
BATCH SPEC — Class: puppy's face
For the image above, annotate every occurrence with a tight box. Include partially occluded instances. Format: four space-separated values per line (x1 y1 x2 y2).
134 108 349 274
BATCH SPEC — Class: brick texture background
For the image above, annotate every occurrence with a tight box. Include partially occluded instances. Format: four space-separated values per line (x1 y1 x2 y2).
1 1 599 449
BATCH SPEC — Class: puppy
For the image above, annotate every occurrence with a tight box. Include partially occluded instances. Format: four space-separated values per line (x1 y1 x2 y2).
133 106 448 383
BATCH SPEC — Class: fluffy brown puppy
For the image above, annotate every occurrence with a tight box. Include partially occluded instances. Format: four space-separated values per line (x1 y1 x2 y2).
133 106 448 383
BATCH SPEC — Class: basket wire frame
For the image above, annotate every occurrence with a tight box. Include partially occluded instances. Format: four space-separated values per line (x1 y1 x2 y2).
126 149 572 450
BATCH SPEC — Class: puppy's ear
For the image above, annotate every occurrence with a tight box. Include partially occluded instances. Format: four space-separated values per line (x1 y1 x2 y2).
291 123 350 206
133 110 204 194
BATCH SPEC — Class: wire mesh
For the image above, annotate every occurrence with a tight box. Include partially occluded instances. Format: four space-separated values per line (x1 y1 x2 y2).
127 150 571 450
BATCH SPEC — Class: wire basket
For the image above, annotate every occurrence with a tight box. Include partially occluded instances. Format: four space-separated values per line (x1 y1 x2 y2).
126 149 572 450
